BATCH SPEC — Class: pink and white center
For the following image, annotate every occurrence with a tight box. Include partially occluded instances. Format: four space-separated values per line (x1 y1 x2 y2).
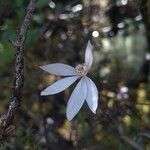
75 64 88 76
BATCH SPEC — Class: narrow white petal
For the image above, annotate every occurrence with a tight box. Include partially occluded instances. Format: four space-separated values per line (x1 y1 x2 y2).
66 77 87 121
85 77 98 113
40 63 76 76
85 40 93 69
41 76 80 95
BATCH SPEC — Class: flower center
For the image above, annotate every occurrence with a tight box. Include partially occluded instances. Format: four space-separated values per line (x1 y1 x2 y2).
75 64 88 76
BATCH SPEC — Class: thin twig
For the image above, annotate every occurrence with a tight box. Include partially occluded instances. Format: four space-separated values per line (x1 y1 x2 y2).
0 0 35 139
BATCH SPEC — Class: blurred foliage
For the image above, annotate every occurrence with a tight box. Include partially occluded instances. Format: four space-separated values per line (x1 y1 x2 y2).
0 0 150 149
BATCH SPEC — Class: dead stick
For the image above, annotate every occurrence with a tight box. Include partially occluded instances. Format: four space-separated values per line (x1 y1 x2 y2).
0 0 35 137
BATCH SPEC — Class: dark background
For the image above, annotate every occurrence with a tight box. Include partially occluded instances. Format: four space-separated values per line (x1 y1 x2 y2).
0 0 150 149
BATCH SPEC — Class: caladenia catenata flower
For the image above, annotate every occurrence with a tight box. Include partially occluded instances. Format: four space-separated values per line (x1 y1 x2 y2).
40 41 98 121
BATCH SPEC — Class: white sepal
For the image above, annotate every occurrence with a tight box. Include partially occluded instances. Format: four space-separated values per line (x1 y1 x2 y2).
66 77 87 121
40 63 76 76
85 40 93 69
41 76 80 95
85 77 98 113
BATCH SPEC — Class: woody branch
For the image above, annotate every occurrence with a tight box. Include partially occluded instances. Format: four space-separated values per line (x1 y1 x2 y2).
0 0 35 137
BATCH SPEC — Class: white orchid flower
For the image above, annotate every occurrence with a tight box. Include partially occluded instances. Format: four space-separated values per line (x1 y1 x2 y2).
40 41 98 121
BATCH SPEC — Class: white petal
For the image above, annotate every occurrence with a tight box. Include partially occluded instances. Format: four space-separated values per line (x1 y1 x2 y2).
85 40 93 69
85 77 98 113
41 76 80 95
66 77 87 121
40 63 76 76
